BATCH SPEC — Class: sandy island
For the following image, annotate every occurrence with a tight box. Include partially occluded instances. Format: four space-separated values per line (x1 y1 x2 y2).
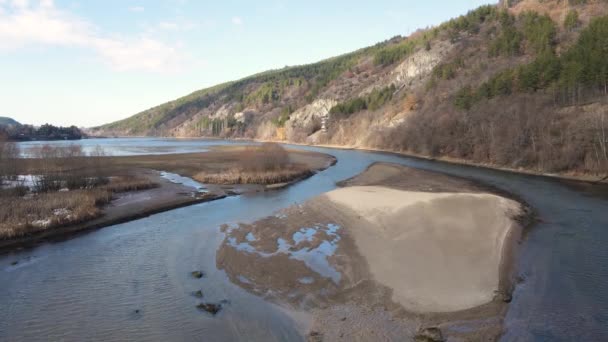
217 162 530 341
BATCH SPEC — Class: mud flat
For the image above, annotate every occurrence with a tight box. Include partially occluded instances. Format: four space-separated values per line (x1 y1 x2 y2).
217 162 531 341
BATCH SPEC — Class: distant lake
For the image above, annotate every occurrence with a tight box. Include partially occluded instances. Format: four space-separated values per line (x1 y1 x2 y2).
16 137 255 157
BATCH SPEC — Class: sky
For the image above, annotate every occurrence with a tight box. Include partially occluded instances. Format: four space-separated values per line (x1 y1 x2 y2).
0 0 493 127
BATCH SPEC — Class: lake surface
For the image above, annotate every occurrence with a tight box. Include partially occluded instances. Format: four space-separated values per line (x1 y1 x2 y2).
2 138 607 341
16 137 254 157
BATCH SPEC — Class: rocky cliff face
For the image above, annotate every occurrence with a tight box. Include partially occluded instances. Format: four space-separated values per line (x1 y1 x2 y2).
94 0 608 176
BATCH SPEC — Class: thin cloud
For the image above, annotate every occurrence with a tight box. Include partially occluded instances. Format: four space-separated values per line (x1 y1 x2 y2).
159 21 179 30
0 0 185 73
231 16 242 25
129 6 145 12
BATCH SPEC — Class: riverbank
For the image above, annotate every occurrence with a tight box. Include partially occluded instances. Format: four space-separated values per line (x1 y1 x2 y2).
1 146 336 253
92 136 607 183
0 171 222 253
254 139 608 184
217 162 532 341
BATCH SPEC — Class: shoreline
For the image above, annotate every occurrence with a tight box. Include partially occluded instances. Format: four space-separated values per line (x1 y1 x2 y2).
216 162 535 341
87 135 606 184
0 174 226 254
273 140 608 185
0 170 324 255
1 149 336 254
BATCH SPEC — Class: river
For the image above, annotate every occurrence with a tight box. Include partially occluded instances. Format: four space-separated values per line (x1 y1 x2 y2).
1 138 607 341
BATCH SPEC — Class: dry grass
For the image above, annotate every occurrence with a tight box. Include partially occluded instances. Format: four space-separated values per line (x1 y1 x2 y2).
0 176 157 240
0 190 110 239
101 175 158 193
194 168 312 185
0 144 331 240
193 143 313 185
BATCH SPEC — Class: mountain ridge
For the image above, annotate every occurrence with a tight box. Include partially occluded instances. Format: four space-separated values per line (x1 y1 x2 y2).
94 0 608 176
0 117 20 126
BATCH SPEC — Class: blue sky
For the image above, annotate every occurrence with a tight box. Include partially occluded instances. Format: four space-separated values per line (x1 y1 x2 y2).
0 0 493 127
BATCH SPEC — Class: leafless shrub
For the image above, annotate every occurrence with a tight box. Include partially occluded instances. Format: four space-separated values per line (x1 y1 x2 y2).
30 144 111 192
0 134 20 183
0 174 156 239
240 143 290 172
101 176 157 193
194 143 312 184
0 189 111 239
373 93 608 176
194 168 311 185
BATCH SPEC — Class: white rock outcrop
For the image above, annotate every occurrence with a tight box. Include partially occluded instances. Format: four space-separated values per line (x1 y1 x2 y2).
285 99 337 141
391 40 453 89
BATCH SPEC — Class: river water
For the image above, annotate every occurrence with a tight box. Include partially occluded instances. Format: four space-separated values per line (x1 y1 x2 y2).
1 138 607 341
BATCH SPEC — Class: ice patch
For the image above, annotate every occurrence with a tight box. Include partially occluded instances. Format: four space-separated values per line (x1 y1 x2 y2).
1 175 40 189
31 219 51 228
298 277 314 284
293 227 317 244
160 171 207 192
228 223 342 283
53 208 71 217
238 275 253 285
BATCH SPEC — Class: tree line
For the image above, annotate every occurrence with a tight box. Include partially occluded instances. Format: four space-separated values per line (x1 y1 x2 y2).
454 15 608 110
329 85 397 118
0 123 83 142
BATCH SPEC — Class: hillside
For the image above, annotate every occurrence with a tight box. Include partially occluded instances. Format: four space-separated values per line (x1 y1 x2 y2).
0 117 20 126
94 0 608 176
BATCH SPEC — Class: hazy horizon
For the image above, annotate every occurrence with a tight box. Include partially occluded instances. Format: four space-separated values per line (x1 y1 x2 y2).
1 0 492 127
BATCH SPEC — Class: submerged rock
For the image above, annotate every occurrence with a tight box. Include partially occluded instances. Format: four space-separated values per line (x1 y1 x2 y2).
414 327 444 342
196 302 222 315
307 331 323 342
494 290 513 303
193 290 204 298
191 271 204 279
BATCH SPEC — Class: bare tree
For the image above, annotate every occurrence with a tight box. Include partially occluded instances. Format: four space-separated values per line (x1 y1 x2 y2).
0 133 20 184
594 110 608 174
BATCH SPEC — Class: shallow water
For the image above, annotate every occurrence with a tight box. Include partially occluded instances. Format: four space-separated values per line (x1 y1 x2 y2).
160 171 207 192
16 137 254 157
1 138 607 341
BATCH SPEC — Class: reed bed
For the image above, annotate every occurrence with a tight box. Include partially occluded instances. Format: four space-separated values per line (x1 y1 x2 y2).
0 176 156 240
194 143 313 185
194 168 312 185
0 190 110 239
101 176 158 193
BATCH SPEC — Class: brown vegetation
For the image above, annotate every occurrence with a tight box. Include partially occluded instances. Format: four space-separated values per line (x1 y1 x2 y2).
1 143 331 242
0 175 157 240
0 189 110 239
193 143 313 185
0 133 19 184
91 0 608 180
0 143 158 240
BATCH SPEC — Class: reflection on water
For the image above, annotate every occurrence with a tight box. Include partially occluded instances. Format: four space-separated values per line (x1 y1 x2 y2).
0 138 607 341
16 137 254 157
160 171 207 192
228 223 341 283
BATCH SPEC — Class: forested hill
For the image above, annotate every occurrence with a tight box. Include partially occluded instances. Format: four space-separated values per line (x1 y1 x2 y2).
94 0 608 177
0 117 20 126
1 123 83 142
